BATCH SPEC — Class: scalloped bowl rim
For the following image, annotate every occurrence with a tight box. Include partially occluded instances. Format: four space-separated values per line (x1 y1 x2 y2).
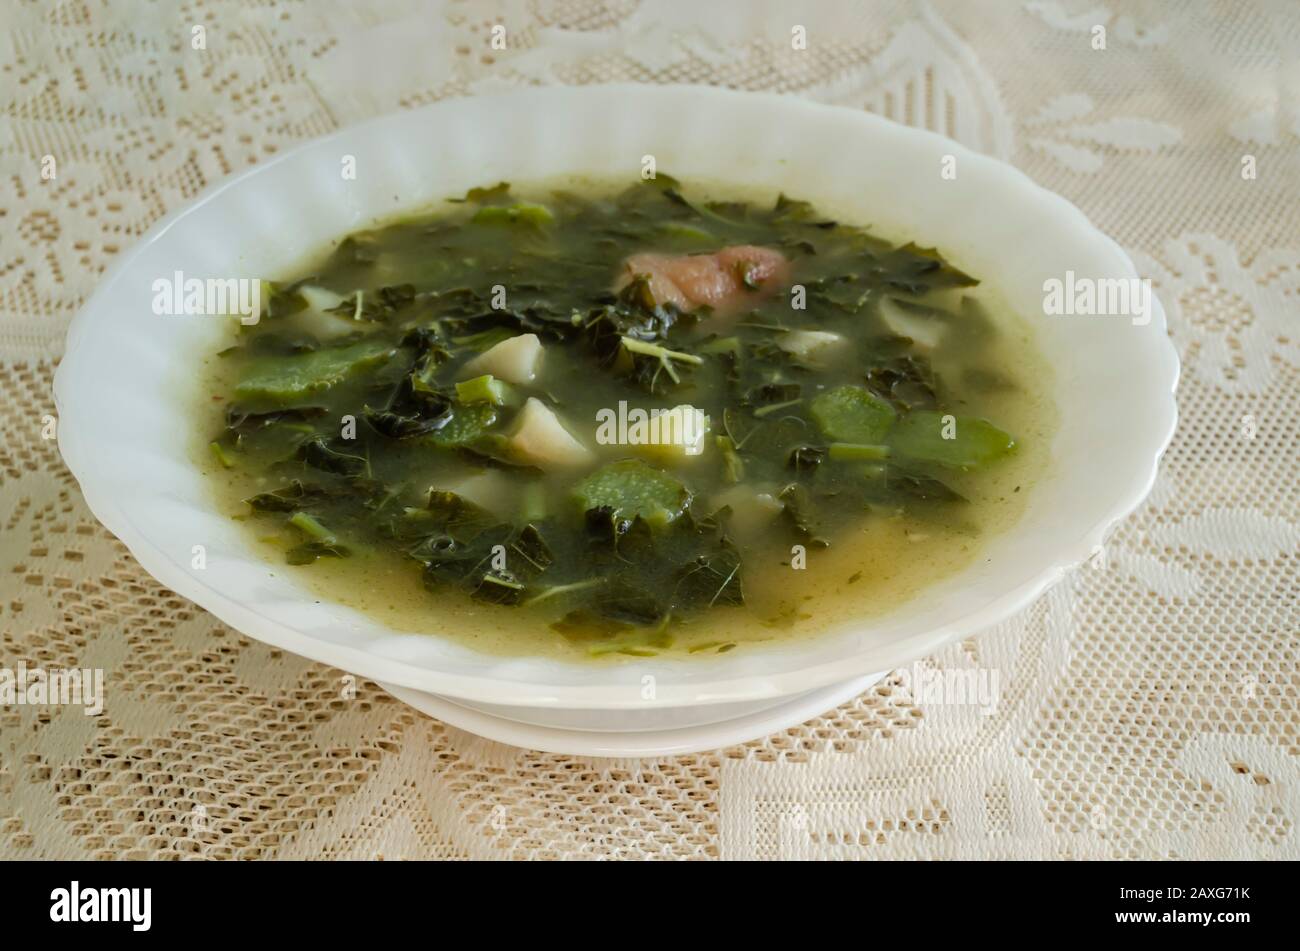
54 84 1179 709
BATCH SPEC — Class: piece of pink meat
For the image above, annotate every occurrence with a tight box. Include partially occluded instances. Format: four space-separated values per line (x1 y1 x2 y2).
618 245 791 316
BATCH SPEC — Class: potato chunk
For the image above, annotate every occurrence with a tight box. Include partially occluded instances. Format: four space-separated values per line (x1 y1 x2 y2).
506 397 593 469
459 333 542 385
711 484 784 539
633 405 711 460
442 469 514 516
776 330 845 360
880 298 946 350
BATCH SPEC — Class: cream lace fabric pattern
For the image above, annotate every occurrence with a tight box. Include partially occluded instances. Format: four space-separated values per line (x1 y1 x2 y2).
1 0 1296 860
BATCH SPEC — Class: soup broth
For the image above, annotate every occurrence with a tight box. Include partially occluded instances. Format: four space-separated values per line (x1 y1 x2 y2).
198 178 1055 659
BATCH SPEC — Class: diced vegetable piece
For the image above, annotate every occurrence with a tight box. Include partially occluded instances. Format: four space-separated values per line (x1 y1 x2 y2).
298 285 345 313
889 411 1015 468
288 511 336 544
776 330 845 359
294 310 373 341
880 297 947 349
716 435 744 483
235 339 394 404
426 403 498 448
460 333 542 385
573 459 691 527
209 441 236 468
285 285 375 340
455 374 513 406
451 326 516 352
632 405 711 460
441 470 514 516
471 202 555 226
809 385 897 443
506 397 593 468
711 484 783 538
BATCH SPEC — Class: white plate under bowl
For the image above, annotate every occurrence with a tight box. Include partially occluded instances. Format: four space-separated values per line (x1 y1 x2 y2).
380 673 886 757
54 84 1179 723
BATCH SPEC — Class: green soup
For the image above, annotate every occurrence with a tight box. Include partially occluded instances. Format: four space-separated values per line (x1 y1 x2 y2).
199 177 1055 659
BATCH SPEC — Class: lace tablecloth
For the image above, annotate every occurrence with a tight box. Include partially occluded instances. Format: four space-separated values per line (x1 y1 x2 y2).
1 0 1296 860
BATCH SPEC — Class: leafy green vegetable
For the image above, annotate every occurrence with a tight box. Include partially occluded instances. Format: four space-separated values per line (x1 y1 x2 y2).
394 493 553 600
716 435 745 484
889 411 1015 468
510 524 554 574
426 403 498 448
878 243 979 295
672 540 744 609
865 354 939 411
298 436 369 477
328 283 417 322
778 483 828 548
224 404 326 436
454 374 512 406
423 490 498 541
286 511 348 564
882 468 966 504
235 339 395 404
245 480 338 512
552 610 673 656
471 203 554 226
810 385 897 443
573 460 692 527
473 570 527 604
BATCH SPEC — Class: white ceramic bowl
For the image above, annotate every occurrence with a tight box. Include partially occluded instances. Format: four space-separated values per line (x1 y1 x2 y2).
54 84 1178 718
